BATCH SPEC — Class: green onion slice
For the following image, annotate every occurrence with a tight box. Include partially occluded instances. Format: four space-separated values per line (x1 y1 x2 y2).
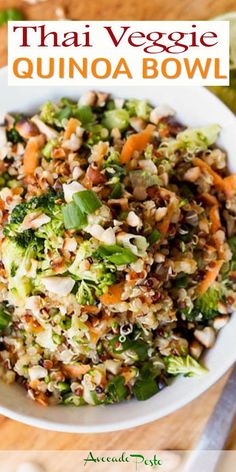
0 307 11 330
62 202 87 230
73 190 102 215
93 244 137 265
148 229 161 246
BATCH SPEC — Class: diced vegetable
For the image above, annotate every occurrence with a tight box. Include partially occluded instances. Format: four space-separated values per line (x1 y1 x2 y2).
94 244 137 265
23 135 45 176
102 109 129 131
129 170 160 189
0 305 11 330
106 375 128 403
99 282 124 305
177 124 221 151
76 281 95 305
223 175 236 199
195 287 222 319
133 377 158 401
192 158 225 191
125 99 152 120
209 205 221 233
62 202 87 230
42 139 57 159
120 124 155 164
165 355 207 377
198 260 224 296
73 190 102 215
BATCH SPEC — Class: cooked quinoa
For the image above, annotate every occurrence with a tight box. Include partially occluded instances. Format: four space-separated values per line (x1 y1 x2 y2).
0 91 235 406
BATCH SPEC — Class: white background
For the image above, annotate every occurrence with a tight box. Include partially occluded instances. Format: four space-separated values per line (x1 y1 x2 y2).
8 21 229 86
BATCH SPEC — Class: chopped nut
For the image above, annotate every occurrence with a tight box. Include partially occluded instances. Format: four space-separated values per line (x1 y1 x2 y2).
213 315 230 330
155 207 168 222
184 166 201 182
189 340 203 359
194 327 216 348
21 211 51 230
126 211 142 229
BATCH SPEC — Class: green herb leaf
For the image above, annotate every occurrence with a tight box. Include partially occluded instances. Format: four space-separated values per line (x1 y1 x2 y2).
73 190 102 215
93 244 137 266
62 202 87 230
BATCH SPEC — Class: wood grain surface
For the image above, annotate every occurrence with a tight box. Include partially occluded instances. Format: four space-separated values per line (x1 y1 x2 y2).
0 0 235 451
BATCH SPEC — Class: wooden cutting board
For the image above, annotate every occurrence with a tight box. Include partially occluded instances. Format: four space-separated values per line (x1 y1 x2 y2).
0 0 235 451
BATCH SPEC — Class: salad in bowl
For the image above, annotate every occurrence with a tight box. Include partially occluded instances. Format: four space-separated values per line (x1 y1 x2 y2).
0 90 235 410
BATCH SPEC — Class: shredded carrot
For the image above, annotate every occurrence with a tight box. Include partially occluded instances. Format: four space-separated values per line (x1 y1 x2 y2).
200 192 218 206
198 260 224 296
99 282 124 305
64 118 80 140
63 364 90 378
158 199 176 238
23 135 45 176
120 124 155 164
223 175 236 199
192 158 225 191
209 205 221 233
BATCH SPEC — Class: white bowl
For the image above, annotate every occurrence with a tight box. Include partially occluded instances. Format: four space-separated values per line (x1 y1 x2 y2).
0 66 236 433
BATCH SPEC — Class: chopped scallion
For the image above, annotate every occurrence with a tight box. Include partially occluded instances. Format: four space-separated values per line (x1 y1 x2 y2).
133 377 158 401
148 230 161 246
110 182 123 199
94 244 137 265
0 307 11 330
73 190 102 215
62 202 87 230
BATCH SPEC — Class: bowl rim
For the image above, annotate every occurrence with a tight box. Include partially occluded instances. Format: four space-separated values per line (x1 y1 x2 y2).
0 65 236 433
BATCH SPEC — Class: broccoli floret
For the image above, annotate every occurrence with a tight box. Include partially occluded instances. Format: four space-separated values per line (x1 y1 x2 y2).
1 239 35 305
36 218 64 252
69 241 98 276
183 287 222 321
14 229 39 249
7 128 23 144
40 101 58 125
4 191 63 254
9 202 29 225
195 287 221 319
10 190 62 226
76 280 95 305
124 99 152 120
165 355 207 377
177 124 221 151
93 262 117 296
